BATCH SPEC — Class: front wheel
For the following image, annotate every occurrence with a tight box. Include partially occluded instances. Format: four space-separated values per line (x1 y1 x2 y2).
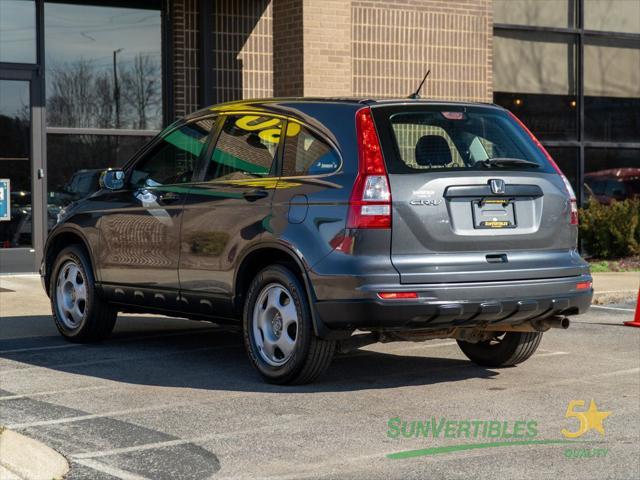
457 331 542 367
243 265 335 384
50 245 117 342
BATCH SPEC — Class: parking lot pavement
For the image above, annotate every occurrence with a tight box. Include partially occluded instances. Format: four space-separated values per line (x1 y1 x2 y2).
1 275 639 480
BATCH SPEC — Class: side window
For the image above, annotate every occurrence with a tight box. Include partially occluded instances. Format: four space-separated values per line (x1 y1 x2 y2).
205 114 282 181
130 118 214 187
282 122 340 176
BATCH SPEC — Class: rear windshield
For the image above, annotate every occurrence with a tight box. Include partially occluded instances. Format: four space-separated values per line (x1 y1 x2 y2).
375 106 554 174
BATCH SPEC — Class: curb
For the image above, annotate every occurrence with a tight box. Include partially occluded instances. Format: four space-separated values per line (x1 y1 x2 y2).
592 290 638 305
0 429 69 480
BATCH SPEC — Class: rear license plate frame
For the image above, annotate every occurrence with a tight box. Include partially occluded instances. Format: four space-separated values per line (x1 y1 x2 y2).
472 198 517 229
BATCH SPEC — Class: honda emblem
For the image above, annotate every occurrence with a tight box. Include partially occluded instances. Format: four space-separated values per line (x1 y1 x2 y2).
489 179 506 195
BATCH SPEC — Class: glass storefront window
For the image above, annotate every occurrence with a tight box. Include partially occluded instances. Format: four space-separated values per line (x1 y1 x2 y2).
584 0 640 34
584 148 640 204
494 0 576 28
46 133 152 230
0 0 37 64
584 38 640 142
0 79 32 248
493 31 578 140
44 1 162 129
546 147 579 198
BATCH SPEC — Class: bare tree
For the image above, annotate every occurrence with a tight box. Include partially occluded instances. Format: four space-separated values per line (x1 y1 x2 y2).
121 53 161 130
48 60 93 127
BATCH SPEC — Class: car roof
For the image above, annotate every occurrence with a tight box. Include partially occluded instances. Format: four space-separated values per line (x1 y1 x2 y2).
185 97 502 121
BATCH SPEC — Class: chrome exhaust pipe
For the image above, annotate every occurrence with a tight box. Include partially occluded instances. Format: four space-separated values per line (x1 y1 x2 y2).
535 316 570 331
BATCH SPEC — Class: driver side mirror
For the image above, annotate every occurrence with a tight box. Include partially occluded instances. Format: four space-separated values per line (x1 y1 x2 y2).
99 169 125 190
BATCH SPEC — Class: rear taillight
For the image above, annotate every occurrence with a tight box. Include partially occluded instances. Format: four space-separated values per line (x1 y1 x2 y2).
576 281 592 290
508 111 579 225
347 107 391 229
378 291 418 300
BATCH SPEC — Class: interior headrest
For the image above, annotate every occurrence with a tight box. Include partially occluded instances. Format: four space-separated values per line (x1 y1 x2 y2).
415 135 452 167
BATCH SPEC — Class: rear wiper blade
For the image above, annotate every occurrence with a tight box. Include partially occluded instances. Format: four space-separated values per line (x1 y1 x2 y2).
479 158 540 168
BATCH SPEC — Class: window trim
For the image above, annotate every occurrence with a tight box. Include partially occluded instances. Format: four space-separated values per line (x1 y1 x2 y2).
123 114 219 188
278 119 344 179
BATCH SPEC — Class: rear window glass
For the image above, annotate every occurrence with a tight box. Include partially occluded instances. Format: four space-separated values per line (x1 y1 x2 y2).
383 108 553 173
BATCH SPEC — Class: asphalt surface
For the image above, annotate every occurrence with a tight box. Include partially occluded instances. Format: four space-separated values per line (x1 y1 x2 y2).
0 275 639 480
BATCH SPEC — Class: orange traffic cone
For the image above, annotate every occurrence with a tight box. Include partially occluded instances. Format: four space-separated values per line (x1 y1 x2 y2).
623 287 640 328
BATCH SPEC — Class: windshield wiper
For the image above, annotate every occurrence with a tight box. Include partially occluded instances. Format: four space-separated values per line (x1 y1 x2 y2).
478 158 540 168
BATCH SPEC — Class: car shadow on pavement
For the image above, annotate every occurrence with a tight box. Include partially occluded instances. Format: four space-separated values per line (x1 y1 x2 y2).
0 315 499 393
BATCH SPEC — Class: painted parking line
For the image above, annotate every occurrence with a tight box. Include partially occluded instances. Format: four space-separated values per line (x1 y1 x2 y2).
337 341 458 359
70 420 301 460
0 385 109 401
73 459 148 480
0 344 238 375
591 305 635 312
6 391 249 430
6 402 193 429
0 327 222 354
0 343 83 354
533 351 569 358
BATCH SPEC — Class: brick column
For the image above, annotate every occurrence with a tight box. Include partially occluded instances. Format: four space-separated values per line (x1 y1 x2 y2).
273 0 352 97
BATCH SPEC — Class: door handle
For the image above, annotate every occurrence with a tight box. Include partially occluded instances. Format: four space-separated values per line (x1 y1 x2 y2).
158 192 181 203
242 189 268 202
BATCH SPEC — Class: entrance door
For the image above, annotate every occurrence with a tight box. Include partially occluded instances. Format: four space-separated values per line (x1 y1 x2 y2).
0 70 46 273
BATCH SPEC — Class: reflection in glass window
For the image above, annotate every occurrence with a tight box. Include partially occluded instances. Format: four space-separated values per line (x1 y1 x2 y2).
493 31 578 141
46 134 151 217
205 115 281 181
494 31 576 95
0 0 36 63
131 121 213 187
584 0 640 34
584 148 640 204
546 147 579 199
0 79 32 248
494 0 575 28
44 1 162 129
282 123 340 176
584 38 640 142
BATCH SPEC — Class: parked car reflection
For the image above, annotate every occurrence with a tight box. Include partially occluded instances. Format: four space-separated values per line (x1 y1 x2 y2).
584 168 640 204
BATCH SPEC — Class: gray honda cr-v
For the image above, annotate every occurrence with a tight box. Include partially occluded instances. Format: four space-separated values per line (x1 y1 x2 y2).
42 99 592 384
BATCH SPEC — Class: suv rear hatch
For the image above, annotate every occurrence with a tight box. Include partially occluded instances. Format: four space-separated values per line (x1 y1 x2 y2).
370 104 584 284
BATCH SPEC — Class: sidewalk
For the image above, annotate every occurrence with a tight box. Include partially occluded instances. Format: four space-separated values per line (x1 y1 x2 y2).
591 272 640 305
0 429 68 480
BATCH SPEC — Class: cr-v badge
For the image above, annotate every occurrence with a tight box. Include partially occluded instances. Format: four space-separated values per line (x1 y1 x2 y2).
410 198 442 206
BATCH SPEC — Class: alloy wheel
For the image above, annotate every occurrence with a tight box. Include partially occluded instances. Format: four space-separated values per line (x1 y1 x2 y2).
55 260 88 329
252 283 299 367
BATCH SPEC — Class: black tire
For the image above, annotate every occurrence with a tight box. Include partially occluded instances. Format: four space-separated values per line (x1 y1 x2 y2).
243 265 336 385
49 244 117 342
457 331 543 367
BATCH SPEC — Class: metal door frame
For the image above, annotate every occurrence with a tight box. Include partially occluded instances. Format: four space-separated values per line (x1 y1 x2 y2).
0 0 46 273
0 67 46 273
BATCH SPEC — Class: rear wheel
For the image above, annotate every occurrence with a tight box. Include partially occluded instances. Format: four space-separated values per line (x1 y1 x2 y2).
457 331 542 367
50 245 117 342
243 265 335 384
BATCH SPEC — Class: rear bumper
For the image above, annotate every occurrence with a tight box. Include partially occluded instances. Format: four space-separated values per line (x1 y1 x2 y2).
313 275 592 332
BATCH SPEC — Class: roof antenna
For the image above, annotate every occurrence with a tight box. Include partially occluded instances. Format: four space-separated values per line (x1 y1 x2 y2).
408 69 430 99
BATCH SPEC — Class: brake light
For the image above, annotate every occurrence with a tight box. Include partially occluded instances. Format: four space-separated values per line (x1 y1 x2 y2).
378 292 418 300
347 107 391 229
507 111 578 225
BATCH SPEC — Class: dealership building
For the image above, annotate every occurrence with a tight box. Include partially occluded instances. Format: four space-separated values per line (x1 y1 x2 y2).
0 0 638 273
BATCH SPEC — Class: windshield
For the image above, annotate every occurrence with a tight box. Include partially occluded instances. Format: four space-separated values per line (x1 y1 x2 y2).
378 107 554 174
